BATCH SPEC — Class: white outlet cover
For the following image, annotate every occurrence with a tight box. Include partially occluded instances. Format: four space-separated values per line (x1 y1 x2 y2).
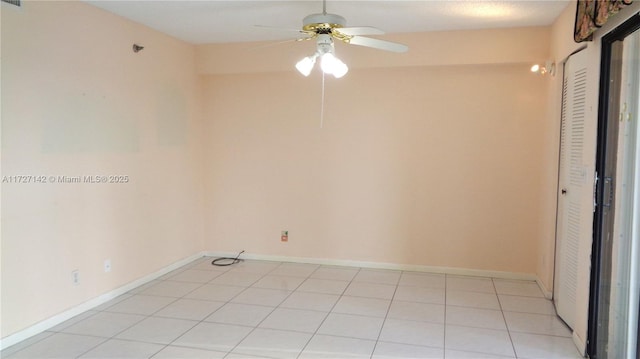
104 260 112 273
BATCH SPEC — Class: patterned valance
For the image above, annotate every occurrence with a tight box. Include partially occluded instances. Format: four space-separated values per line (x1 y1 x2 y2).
575 0 634 42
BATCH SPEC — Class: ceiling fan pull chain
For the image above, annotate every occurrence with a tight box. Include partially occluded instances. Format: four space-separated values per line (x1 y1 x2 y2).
320 71 325 129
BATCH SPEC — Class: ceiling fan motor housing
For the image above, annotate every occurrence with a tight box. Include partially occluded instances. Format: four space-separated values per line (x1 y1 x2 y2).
302 13 347 33
316 34 334 54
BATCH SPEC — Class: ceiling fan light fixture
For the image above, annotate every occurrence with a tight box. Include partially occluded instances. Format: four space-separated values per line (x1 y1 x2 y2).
320 52 348 78
296 55 317 77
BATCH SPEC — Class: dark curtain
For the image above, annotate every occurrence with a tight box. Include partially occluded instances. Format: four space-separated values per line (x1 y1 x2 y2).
575 0 634 42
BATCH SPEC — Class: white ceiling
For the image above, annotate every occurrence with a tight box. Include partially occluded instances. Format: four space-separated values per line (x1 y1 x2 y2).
85 1 570 45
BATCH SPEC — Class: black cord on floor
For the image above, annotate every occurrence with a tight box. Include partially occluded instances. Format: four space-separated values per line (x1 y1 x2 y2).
211 250 245 266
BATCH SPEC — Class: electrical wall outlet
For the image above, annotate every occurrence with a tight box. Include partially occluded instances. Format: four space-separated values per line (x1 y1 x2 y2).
72 270 80 285
281 230 288 242
104 259 112 273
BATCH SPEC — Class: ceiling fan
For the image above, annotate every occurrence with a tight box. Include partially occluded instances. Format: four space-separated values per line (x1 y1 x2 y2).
267 0 409 78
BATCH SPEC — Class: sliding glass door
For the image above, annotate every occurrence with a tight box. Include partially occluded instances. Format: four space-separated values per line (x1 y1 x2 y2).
589 14 640 359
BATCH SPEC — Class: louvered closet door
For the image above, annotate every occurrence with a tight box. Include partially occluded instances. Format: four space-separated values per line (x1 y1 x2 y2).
554 49 595 333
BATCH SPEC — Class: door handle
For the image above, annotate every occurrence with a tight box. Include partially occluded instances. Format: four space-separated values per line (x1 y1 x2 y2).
561 188 567 195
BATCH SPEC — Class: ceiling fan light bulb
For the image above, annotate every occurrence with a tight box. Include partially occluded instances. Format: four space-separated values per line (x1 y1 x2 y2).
320 53 338 74
332 60 348 78
296 56 315 76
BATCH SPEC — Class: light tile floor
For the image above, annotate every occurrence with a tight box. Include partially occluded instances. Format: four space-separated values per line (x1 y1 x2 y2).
2 258 584 359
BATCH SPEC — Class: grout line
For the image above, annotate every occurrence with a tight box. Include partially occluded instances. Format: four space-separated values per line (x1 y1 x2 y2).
223 261 321 358
369 269 402 359
163 259 278 358
493 277 518 359
295 266 362 359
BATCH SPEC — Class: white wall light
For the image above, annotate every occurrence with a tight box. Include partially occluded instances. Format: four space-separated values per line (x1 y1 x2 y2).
531 61 556 76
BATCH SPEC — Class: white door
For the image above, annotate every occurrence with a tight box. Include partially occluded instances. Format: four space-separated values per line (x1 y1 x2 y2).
554 48 596 333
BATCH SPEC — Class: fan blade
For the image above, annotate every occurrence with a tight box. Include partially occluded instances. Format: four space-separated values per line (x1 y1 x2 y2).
347 36 408 53
254 25 313 35
335 26 385 36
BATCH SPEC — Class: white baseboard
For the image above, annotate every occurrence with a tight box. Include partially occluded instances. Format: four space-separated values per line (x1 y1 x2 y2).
204 251 539 281
0 252 204 351
536 277 554 299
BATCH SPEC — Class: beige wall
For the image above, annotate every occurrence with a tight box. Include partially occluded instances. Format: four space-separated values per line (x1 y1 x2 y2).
1 1 204 338
201 28 552 275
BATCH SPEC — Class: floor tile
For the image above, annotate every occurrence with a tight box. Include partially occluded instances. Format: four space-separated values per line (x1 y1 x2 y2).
151 345 227 358
78 338 164 358
310 266 359 281
280 291 340 312
269 262 319 277
167 269 222 283
510 332 583 359
296 278 349 295
445 325 515 357
190 259 233 272
5 259 584 359
445 349 516 358
0 331 55 358
445 306 507 330
503 311 572 337
49 311 99 332
225 353 272 359
184 283 245 302
259 307 327 333
317 313 384 340
379 318 444 348
7 333 106 359
138 280 202 297
232 328 312 359
228 260 280 274
446 276 496 293
204 302 273 326
128 280 161 295
209 271 264 287
172 322 253 352
394 286 445 304
153 298 225 321
299 334 376 359
493 279 544 298
115 316 198 344
157 268 188 280
332 296 390 317
373 341 444 358
353 269 401 285
251 275 306 291
446 290 500 310
344 282 397 299
103 295 176 315
184 257 211 268
93 294 133 311
388 301 445 323
498 294 556 315
61 311 146 338
230 287 291 306
399 272 446 288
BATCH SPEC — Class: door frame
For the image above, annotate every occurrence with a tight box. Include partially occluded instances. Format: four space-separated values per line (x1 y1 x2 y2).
588 12 640 359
